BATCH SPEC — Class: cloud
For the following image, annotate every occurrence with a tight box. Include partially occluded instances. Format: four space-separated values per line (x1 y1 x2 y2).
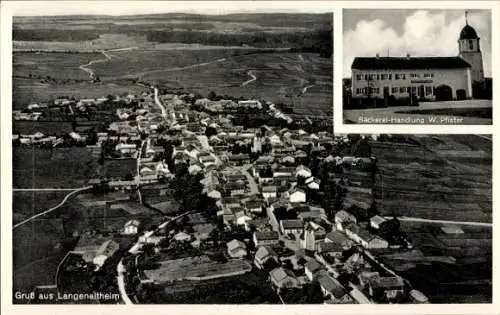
343 10 491 77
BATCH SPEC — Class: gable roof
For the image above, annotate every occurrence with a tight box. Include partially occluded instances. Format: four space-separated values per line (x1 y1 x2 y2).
304 259 323 273
254 231 279 241
351 56 471 70
281 219 304 230
316 270 347 299
255 245 278 261
227 239 247 252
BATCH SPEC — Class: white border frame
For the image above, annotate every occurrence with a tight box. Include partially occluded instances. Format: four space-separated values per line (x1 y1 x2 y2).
1 1 499 315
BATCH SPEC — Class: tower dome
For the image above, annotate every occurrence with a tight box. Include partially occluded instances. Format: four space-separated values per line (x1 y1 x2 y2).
459 24 478 40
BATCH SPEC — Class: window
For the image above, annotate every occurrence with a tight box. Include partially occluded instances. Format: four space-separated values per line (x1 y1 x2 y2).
469 39 474 50
401 74 406 80
395 74 400 80
376 74 380 80
410 73 420 79
391 87 398 93
388 74 392 80
399 87 406 93
356 74 362 81
373 88 380 94
364 74 369 80
411 86 417 94
425 86 432 95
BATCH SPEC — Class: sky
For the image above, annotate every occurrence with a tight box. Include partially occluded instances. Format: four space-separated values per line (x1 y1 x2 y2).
343 9 492 78
8 1 333 16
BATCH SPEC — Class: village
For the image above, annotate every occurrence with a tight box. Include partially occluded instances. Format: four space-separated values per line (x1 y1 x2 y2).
14 85 433 305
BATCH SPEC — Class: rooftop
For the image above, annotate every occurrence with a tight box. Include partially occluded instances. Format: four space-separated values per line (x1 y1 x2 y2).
351 56 471 70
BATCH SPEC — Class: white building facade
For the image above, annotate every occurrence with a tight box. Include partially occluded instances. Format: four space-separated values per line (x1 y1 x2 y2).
351 57 472 101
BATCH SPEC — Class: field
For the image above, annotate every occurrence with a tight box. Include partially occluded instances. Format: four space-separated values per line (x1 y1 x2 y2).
148 270 279 304
371 135 492 223
140 52 332 115
378 221 492 303
13 147 100 188
369 134 492 302
13 49 332 115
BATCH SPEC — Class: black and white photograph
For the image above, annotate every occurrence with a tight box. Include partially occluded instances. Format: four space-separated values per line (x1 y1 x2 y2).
1 0 497 310
342 9 493 125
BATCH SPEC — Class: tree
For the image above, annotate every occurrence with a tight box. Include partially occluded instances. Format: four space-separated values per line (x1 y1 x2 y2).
306 280 325 304
208 91 217 101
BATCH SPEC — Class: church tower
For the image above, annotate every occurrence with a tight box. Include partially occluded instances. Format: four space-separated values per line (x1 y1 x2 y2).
458 11 484 83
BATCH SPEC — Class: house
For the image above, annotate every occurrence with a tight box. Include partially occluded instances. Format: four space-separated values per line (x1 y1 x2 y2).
139 235 166 245
224 181 246 196
370 215 387 230
288 188 306 203
269 267 299 289
304 259 324 281
116 143 137 154
324 230 352 249
305 177 321 190
273 167 295 178
227 239 247 258
227 153 250 166
254 246 279 269
173 231 192 242
316 270 353 303
122 220 141 235
280 219 304 236
235 210 252 229
244 199 264 214
296 165 312 178
262 185 278 199
93 239 120 269
345 224 388 249
367 276 405 301
334 210 357 231
317 241 344 257
253 231 279 246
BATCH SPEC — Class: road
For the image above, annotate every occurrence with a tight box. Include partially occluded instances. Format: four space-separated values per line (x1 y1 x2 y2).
241 164 258 195
385 216 492 227
153 87 169 121
13 188 85 192
241 70 257 86
13 186 92 229
115 210 194 304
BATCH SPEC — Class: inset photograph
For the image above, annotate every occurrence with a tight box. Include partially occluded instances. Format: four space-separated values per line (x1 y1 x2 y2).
343 9 492 125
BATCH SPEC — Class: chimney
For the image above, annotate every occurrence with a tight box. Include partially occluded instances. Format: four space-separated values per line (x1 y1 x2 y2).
376 53 380 58
406 53 411 59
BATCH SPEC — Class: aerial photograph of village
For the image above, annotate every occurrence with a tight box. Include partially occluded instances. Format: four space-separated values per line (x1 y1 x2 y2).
10 4 492 306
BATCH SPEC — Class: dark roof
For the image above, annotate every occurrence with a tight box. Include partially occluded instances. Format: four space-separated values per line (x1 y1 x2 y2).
459 24 479 40
305 259 323 273
351 56 471 70
254 231 279 241
281 219 303 230
316 270 347 299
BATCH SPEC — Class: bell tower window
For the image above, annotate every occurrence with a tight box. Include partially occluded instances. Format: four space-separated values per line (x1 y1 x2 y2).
468 39 474 50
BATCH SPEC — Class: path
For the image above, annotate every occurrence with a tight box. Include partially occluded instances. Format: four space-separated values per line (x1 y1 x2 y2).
123 57 227 79
116 210 193 304
301 84 315 95
13 188 85 192
385 216 492 227
13 186 92 229
78 46 137 79
241 70 257 87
